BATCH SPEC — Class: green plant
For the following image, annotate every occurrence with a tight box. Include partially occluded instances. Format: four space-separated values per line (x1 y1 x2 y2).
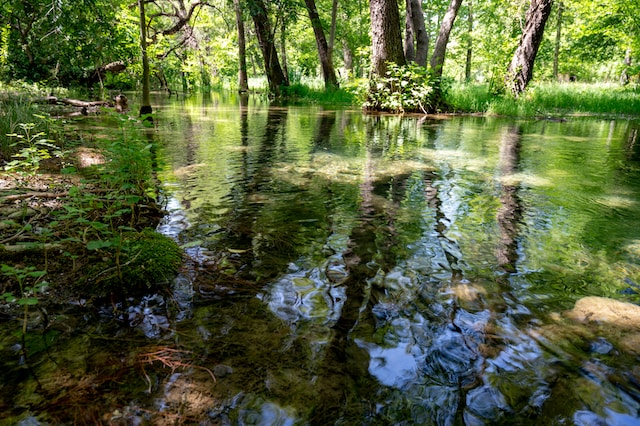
4 122 64 175
1 264 47 306
362 63 438 113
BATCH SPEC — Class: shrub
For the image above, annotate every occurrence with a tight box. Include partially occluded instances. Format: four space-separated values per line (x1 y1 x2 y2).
362 63 441 113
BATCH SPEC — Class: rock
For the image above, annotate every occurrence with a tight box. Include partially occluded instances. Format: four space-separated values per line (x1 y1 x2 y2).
565 296 640 331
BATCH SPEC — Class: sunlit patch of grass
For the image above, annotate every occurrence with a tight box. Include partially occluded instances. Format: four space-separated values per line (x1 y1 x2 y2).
281 83 356 106
446 81 640 117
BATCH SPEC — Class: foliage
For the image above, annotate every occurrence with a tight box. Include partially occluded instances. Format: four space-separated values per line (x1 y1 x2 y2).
1 264 47 307
446 81 640 116
362 63 440 113
3 122 66 175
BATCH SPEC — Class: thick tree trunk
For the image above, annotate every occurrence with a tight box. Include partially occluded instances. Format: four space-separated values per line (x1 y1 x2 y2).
429 0 463 80
369 0 406 78
248 0 289 95
506 0 553 97
304 0 339 89
138 0 152 116
404 0 416 63
405 0 428 66
233 0 249 92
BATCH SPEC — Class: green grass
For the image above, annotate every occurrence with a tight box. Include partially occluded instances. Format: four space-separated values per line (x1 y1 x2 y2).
446 81 640 117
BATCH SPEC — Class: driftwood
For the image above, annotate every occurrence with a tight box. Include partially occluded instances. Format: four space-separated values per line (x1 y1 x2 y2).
44 96 111 108
37 93 128 116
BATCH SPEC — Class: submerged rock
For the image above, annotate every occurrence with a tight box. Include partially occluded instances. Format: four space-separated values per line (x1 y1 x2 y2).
566 296 640 331
565 296 640 356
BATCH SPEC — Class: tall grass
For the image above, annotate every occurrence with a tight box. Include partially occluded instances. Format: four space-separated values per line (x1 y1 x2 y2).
446 81 640 117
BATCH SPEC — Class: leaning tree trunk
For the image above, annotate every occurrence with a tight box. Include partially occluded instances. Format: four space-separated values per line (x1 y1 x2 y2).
233 0 249 93
369 0 406 78
506 0 553 97
305 0 339 89
429 0 463 80
138 0 152 116
248 0 289 95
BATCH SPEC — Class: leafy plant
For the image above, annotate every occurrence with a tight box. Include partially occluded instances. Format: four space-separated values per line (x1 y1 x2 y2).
362 63 439 113
1 264 47 306
4 122 65 175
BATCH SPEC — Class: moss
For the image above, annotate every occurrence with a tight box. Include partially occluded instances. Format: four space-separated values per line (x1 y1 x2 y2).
80 228 182 298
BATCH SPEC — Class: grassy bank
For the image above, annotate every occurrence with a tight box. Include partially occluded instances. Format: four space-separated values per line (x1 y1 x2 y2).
446 82 640 117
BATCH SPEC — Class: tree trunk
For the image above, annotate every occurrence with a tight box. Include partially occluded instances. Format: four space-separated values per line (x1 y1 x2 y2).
329 0 338 57
405 0 428 66
506 0 553 97
553 1 563 80
429 0 463 80
304 0 339 89
465 2 473 81
369 0 406 77
248 0 289 95
343 39 353 74
233 0 249 93
404 0 416 63
138 0 152 117
280 13 289 82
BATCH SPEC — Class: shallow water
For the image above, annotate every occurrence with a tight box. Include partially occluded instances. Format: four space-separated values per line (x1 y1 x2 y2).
3 93 640 424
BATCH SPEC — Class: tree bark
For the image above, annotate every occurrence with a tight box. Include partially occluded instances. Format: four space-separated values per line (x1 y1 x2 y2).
553 1 563 80
369 0 406 77
233 0 249 92
506 0 553 97
304 0 339 89
404 0 416 63
248 0 289 95
465 2 473 81
405 0 428 66
429 0 463 80
138 0 152 116
329 0 338 57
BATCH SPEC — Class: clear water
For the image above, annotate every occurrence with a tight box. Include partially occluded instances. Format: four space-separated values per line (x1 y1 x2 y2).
2 93 640 425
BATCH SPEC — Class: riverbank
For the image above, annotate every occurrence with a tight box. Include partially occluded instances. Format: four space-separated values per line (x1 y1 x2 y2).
0 105 182 310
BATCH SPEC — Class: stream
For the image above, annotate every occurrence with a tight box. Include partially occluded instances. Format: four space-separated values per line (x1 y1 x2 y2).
2 93 640 425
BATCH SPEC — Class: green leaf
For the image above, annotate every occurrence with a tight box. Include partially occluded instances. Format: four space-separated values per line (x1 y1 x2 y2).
87 240 113 250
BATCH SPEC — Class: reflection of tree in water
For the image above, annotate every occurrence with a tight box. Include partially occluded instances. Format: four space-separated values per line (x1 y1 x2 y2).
496 125 523 274
310 117 421 422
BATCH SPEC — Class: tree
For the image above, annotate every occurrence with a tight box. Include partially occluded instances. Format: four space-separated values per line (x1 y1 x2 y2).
404 0 429 66
464 1 474 81
139 0 152 116
369 0 406 78
429 0 463 80
247 0 289 95
505 0 553 97
553 1 563 79
233 0 249 92
304 0 339 89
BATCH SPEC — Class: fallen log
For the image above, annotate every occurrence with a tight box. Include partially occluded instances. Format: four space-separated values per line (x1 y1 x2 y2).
44 96 111 108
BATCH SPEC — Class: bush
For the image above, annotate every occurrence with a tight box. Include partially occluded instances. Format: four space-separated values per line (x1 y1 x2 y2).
362 63 441 113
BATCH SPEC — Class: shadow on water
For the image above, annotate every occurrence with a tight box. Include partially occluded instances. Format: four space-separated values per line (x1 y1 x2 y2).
3 95 640 424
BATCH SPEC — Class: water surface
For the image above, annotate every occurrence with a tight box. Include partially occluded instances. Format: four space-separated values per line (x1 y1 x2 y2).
4 93 640 424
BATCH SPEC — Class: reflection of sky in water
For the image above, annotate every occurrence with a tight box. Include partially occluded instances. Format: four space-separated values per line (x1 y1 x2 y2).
356 340 418 388
261 256 347 327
